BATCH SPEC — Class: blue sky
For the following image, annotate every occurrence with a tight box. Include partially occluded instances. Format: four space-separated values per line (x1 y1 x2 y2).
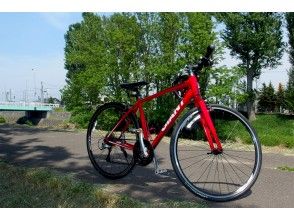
0 12 291 102
0 13 83 101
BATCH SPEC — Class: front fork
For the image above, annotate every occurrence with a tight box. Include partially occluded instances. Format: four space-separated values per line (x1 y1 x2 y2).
198 100 223 152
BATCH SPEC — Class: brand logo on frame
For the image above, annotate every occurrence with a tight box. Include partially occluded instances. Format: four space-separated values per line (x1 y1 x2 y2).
161 100 184 132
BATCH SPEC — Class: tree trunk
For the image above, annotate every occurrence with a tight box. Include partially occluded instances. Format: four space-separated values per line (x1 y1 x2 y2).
246 73 256 121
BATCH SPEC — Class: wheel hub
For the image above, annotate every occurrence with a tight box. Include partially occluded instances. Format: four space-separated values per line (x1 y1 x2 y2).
207 148 223 155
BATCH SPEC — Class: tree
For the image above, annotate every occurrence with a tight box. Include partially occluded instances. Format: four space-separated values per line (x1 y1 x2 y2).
285 13 294 112
103 13 142 101
133 13 216 126
178 13 216 93
63 13 108 111
135 13 160 97
62 12 217 127
285 70 294 112
207 66 247 107
257 82 276 112
219 13 284 120
276 83 285 112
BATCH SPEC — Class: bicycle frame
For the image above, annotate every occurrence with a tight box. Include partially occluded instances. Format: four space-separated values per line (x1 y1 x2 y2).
105 74 222 152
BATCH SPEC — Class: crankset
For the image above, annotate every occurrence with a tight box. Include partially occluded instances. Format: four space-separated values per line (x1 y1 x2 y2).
133 139 154 166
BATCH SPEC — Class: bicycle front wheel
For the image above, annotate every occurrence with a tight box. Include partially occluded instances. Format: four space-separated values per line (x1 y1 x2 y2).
170 104 262 201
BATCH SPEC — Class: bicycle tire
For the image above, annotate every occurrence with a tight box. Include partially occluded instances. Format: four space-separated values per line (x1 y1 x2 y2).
170 104 262 201
87 102 139 179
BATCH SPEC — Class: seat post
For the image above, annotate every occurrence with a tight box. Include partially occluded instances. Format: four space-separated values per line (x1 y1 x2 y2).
136 90 142 99
131 89 142 100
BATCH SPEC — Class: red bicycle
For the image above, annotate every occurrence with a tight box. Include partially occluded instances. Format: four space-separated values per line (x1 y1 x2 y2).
86 45 262 202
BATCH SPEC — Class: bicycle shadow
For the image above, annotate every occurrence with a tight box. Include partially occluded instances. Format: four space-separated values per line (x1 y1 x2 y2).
0 124 256 208
74 157 255 207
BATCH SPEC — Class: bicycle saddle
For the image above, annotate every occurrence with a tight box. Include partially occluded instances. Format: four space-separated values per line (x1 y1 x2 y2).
120 81 148 91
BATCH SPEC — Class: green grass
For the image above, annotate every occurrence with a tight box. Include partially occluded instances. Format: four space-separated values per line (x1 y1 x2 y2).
251 114 294 148
277 166 294 172
0 116 6 124
0 161 206 208
193 113 293 149
53 107 65 112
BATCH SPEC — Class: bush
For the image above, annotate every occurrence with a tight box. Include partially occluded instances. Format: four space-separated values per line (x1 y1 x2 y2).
16 116 34 126
0 116 6 124
53 107 65 112
69 107 94 129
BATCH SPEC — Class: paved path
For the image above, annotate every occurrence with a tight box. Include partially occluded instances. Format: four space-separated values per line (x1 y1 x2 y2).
0 124 293 207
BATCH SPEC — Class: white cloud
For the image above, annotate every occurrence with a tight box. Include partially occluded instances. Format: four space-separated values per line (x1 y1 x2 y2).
40 13 73 31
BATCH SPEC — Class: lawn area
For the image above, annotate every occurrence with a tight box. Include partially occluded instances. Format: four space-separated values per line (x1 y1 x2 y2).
0 161 206 208
277 166 294 172
251 114 294 148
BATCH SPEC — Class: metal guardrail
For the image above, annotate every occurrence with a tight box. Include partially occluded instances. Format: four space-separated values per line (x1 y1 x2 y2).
0 102 60 111
0 102 60 108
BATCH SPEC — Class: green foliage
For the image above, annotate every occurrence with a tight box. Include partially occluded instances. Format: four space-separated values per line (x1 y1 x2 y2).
257 82 277 112
0 116 6 124
16 117 34 126
285 13 294 112
63 12 217 127
219 13 284 73
207 66 247 105
218 13 285 120
286 13 294 67
276 83 286 112
285 68 294 112
53 107 65 112
47 97 54 104
69 106 94 129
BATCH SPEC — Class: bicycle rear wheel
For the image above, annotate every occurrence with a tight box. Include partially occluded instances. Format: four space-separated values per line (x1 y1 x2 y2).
170 104 262 201
87 102 139 179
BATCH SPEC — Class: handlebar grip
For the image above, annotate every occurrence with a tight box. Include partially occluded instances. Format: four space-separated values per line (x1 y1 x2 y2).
204 45 215 59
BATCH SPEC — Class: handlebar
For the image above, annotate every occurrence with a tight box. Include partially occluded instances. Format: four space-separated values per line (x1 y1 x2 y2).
191 45 215 73
173 45 215 100
204 44 215 59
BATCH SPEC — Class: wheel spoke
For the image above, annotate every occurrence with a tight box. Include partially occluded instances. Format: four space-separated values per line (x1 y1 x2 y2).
223 152 254 169
181 154 210 170
203 156 216 189
180 154 209 161
224 121 239 143
194 156 214 183
172 106 261 201
87 104 137 179
224 152 254 162
222 155 245 183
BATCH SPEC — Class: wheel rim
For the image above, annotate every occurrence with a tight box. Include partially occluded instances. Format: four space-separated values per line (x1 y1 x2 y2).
173 106 261 200
88 106 137 177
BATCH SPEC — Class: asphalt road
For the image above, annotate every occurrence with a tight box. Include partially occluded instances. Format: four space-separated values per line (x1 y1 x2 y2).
0 124 293 207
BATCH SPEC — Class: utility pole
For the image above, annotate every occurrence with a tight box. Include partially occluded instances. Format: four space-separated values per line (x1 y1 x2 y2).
40 81 44 103
25 80 28 103
32 68 37 100
9 89 12 102
5 91 9 102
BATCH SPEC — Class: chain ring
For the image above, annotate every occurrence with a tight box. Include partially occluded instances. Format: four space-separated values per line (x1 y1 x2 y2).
133 140 154 166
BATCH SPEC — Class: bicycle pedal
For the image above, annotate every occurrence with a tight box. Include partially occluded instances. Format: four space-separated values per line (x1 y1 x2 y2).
153 151 169 177
155 168 167 174
155 169 169 177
